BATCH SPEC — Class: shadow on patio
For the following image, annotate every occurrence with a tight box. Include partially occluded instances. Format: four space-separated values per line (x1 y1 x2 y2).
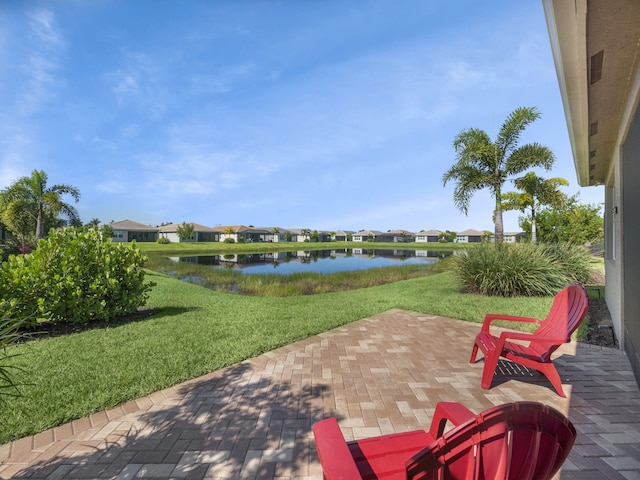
1 309 639 479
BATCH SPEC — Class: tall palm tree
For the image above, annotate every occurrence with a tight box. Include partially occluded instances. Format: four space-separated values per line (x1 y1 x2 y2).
442 106 555 243
1 169 80 240
502 172 569 244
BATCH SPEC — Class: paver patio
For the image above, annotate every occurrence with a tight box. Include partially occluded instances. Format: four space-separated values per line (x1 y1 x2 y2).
1 309 639 479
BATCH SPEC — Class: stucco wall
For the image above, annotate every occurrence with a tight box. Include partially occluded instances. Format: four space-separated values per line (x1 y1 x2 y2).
621 108 640 383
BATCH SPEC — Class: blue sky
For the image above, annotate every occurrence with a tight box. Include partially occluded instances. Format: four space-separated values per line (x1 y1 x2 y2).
0 0 603 233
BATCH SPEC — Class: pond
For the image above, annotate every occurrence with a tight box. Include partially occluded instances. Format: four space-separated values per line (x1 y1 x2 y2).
168 249 452 275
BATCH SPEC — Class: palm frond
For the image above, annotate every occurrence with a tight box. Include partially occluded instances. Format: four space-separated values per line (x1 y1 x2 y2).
495 106 541 157
506 143 555 175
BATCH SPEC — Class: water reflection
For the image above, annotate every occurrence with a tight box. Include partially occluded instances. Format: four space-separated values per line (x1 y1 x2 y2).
168 249 452 275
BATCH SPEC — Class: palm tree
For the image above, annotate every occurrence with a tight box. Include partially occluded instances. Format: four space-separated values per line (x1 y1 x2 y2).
502 172 569 244
442 106 555 243
1 169 80 240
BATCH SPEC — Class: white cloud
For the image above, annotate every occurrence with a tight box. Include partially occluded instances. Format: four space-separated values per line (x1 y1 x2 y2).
107 52 167 118
17 9 64 115
188 62 254 95
96 180 125 193
445 61 490 86
28 9 63 48
129 121 276 197
113 73 139 97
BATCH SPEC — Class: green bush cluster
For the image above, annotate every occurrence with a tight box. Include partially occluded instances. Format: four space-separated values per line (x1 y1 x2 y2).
157 237 171 244
0 228 155 326
453 242 593 297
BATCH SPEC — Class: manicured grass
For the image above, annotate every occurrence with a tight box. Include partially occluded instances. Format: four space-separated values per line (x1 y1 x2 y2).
0 269 554 443
136 240 460 255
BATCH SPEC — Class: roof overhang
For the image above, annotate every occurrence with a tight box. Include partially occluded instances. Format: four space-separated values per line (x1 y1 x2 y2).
543 0 640 187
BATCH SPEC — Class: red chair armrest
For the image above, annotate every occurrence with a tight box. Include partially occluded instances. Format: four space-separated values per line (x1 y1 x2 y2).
482 313 541 330
428 402 475 438
313 418 362 479
499 331 569 345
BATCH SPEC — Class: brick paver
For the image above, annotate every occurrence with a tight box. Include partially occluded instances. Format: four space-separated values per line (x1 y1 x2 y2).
1 309 638 479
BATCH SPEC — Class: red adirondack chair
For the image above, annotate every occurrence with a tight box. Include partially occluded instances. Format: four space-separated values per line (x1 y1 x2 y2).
313 401 576 480
470 284 589 397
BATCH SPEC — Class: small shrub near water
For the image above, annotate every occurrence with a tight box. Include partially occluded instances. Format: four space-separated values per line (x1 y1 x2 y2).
157 237 170 244
453 242 593 297
0 227 155 326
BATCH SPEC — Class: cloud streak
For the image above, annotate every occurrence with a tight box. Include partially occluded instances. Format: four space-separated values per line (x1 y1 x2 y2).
17 9 64 115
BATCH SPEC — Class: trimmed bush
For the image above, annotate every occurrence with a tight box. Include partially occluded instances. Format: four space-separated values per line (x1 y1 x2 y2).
453 242 592 297
157 237 171 244
0 228 155 325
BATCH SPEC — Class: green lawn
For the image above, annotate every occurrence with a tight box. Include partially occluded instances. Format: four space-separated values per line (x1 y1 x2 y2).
135 240 461 254
0 268 557 444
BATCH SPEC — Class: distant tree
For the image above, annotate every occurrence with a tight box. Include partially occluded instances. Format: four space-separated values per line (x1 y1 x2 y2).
0 169 80 240
439 230 457 243
176 222 195 241
502 172 569 244
521 194 603 245
101 224 114 242
87 218 101 228
68 217 83 228
0 200 33 244
311 230 319 242
301 228 311 242
443 106 555 243
482 230 493 242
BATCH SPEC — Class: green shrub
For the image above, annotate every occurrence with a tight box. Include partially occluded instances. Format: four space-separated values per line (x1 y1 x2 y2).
0 228 155 325
453 242 592 297
157 237 171 244
223 238 235 243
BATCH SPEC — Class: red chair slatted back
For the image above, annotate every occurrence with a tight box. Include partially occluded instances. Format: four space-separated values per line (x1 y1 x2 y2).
529 285 589 360
405 402 576 480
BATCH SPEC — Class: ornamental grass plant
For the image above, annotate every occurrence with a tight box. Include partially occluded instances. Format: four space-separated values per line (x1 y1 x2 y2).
453 242 593 297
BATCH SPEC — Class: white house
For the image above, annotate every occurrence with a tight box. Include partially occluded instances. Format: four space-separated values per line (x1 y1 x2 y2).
157 223 219 242
454 229 484 243
415 229 442 243
108 220 158 243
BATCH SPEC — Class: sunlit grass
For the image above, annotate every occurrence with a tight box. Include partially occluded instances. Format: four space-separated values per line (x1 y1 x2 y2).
0 269 555 443
136 240 461 255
